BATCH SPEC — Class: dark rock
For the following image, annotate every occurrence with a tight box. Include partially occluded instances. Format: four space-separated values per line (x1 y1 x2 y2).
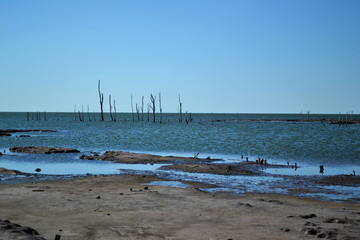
96 196 101 199
300 214 317 219
0 133 11 137
269 200 283 204
237 202 252 208
17 135 30 138
306 228 318 235
35 168 41 172
317 232 326 238
304 221 317 226
0 219 46 239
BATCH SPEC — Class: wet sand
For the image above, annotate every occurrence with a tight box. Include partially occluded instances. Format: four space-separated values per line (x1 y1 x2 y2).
1 174 360 240
1 149 360 239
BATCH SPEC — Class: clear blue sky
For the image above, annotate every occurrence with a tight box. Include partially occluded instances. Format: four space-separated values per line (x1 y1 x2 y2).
1 0 359 113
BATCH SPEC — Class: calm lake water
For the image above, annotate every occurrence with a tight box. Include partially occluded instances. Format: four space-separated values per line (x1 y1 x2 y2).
1 112 360 201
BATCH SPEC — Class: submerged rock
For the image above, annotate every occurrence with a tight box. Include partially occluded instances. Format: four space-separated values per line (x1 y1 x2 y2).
0 133 11 137
10 146 80 154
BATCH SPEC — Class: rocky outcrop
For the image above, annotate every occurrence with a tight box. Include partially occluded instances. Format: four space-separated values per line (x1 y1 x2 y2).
0 167 30 176
0 219 46 240
80 151 215 164
10 146 80 154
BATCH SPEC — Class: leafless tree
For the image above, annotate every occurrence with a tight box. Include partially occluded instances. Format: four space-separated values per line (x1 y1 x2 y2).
178 94 182 122
339 112 341 126
306 110 310 121
113 99 117 122
109 94 114 121
82 105 85 122
136 103 140 121
147 103 150 122
159 92 162 124
131 94 134 122
141 96 144 121
150 94 156 122
98 80 104 121
74 104 77 121
87 105 92 122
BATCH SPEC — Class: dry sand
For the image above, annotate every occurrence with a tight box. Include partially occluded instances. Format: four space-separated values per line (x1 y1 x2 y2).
1 174 360 240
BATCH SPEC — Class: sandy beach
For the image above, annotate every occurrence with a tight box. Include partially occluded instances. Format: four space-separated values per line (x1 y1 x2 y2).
1 173 360 240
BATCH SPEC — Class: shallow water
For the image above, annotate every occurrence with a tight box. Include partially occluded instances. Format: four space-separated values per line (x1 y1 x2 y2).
1 112 359 201
1 112 359 166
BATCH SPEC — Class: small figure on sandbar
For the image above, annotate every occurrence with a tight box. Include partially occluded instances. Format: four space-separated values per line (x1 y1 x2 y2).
246 157 248 162
319 165 324 174
353 170 356 176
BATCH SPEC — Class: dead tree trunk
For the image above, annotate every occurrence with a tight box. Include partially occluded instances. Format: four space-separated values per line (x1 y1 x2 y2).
136 103 140 121
159 92 162 124
78 111 83 122
87 105 92 122
339 112 341 126
147 103 150 122
113 99 117 122
98 80 104 121
306 110 310 121
141 96 144 121
82 105 84 122
109 94 114 121
131 94 134 122
178 94 182 122
150 94 156 123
